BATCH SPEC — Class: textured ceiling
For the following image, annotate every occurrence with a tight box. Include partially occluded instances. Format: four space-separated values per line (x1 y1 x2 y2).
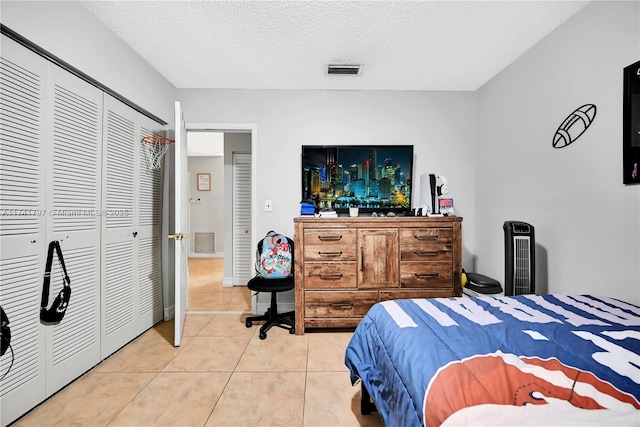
82 1 589 91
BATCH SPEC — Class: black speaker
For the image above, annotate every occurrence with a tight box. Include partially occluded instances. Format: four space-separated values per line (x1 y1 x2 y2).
0 306 10 357
623 60 640 185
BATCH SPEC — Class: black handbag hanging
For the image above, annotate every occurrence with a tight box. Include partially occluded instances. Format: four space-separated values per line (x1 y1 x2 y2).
40 241 71 325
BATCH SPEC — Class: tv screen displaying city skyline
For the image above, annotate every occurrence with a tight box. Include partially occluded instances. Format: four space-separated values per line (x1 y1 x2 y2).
301 145 414 212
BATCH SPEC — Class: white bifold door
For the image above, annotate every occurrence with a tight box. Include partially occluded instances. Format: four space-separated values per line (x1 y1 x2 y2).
101 95 163 357
0 34 164 426
173 101 189 347
43 57 104 396
232 153 252 286
0 34 49 426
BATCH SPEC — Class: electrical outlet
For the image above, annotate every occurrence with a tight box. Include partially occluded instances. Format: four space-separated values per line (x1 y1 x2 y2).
265 200 273 211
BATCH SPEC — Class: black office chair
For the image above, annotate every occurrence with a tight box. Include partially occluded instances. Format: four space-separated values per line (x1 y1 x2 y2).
245 235 295 339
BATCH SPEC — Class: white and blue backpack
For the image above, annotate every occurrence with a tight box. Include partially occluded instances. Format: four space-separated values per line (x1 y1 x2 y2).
256 231 292 279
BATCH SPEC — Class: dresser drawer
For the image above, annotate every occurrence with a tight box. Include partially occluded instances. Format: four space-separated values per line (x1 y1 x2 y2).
400 228 452 261
304 229 357 261
400 262 453 288
303 262 357 289
304 228 357 246
304 291 378 318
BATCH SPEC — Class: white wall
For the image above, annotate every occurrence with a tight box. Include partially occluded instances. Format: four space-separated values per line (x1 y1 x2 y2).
474 1 640 304
0 1 177 124
179 90 476 311
188 156 224 256
178 89 478 269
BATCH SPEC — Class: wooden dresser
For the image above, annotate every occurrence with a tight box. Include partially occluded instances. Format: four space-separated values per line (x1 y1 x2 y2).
293 216 462 334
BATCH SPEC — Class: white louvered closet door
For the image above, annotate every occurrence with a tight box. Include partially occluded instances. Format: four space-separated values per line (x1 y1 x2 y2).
44 64 103 395
0 35 48 427
232 153 252 285
101 94 138 357
137 118 164 328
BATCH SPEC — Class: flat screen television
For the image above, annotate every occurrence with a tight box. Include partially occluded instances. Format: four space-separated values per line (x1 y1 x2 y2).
301 145 414 214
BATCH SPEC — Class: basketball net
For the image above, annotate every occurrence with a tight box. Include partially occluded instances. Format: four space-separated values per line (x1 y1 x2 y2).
141 135 174 171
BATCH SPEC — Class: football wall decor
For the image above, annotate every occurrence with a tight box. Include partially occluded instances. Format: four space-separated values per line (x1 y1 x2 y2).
552 104 597 149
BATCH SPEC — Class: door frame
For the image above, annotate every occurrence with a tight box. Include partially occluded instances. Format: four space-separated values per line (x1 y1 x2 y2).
185 122 257 312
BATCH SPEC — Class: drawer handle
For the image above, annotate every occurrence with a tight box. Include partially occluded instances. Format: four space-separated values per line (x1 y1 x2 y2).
331 303 354 310
318 235 342 241
415 235 438 241
319 273 343 280
318 251 342 257
415 273 439 279
415 250 439 257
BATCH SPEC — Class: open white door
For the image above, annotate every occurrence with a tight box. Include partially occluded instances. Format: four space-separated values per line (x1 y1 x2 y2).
172 101 189 346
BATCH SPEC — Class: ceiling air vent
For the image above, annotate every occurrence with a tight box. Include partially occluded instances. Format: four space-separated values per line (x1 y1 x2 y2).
326 64 362 76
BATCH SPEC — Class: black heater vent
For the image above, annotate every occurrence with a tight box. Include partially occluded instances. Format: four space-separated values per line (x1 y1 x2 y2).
326 64 362 75
503 221 536 296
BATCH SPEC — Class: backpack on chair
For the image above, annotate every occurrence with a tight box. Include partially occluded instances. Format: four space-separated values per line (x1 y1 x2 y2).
256 231 292 279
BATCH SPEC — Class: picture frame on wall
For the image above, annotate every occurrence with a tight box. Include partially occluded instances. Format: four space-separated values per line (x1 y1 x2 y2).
197 173 211 191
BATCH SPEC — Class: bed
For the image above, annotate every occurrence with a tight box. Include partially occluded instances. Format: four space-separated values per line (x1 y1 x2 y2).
344 294 640 426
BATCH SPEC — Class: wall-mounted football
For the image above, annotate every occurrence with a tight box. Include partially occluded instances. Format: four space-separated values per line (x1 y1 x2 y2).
552 104 597 149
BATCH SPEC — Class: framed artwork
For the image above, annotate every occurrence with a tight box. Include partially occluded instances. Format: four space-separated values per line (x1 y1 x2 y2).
197 173 211 191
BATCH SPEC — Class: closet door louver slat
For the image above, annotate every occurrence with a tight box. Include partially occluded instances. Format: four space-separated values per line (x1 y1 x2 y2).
0 56 43 237
50 247 99 365
0 256 41 395
138 236 162 315
104 241 135 336
105 110 135 230
139 125 162 228
51 84 100 233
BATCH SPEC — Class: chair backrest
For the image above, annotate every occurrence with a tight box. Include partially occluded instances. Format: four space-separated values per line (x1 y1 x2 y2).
255 231 294 278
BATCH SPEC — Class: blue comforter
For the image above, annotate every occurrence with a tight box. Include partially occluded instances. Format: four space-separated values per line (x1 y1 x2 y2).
344 295 640 427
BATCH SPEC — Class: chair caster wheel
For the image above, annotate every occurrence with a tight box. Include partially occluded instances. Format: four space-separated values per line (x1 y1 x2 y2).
245 319 253 328
289 328 295 334
259 331 267 340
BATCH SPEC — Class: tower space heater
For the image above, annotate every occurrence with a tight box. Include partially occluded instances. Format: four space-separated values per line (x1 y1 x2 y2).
503 221 535 296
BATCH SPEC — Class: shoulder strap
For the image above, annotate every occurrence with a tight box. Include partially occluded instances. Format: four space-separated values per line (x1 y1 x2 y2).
53 241 70 286
41 241 71 310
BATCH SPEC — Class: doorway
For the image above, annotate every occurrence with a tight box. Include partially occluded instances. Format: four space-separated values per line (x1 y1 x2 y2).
185 127 255 313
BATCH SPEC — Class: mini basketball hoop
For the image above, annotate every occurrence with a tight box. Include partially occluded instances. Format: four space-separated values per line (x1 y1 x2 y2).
141 135 174 171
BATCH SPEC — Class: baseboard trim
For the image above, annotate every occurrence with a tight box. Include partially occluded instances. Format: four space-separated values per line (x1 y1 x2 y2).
164 304 175 321
189 252 223 259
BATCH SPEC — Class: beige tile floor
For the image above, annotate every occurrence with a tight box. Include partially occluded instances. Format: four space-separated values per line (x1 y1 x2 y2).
15 314 384 427
14 259 384 426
